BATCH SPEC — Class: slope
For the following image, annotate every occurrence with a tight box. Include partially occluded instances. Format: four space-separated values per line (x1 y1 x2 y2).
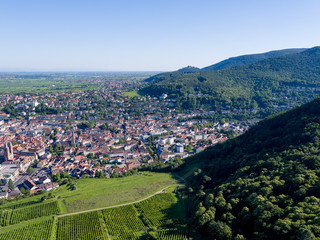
202 48 306 71
140 47 320 112
186 98 320 239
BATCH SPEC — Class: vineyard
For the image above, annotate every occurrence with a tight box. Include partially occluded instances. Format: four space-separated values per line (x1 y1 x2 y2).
55 193 187 239
0 187 188 239
9 201 60 225
0 198 41 211
158 229 188 240
0 217 54 240
56 211 108 240
102 205 145 239
135 193 183 226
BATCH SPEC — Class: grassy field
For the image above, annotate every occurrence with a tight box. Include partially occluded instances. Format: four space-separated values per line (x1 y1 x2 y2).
122 90 143 98
56 172 177 212
0 172 177 219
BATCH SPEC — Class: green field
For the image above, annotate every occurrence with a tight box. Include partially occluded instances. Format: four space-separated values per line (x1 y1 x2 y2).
0 200 61 227
102 205 145 239
0 191 187 239
57 211 107 240
135 193 184 227
55 172 177 213
0 172 176 225
122 91 143 98
0 172 176 214
0 172 187 239
0 72 155 94
0 217 55 240
0 78 100 94
9 201 60 225
56 192 187 240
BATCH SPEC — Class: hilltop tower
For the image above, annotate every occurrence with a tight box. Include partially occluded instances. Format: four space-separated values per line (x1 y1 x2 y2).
4 142 13 161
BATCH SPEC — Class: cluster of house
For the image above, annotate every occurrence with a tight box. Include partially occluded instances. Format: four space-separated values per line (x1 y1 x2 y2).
0 81 254 198
0 140 60 198
0 112 248 186
23 175 59 194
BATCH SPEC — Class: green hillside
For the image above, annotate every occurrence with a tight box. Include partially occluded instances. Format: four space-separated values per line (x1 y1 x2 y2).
184 98 320 239
202 48 306 71
140 47 320 113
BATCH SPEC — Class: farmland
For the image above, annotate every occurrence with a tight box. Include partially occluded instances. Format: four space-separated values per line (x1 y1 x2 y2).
0 172 188 239
55 172 177 212
9 201 60 225
0 201 61 226
0 217 55 240
0 72 156 94
57 211 107 240
56 192 187 239
135 193 184 227
0 77 99 94
0 191 187 239
102 205 145 239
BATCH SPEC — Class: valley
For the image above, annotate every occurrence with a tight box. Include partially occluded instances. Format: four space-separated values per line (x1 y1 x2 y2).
0 47 320 239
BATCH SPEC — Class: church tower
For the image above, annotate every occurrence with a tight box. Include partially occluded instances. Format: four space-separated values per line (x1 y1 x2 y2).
4 142 13 161
72 128 76 146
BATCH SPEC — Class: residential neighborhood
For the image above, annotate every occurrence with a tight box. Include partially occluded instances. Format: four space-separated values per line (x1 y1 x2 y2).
0 80 253 199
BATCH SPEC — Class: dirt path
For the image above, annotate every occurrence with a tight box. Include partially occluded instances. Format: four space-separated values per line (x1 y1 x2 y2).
57 185 173 218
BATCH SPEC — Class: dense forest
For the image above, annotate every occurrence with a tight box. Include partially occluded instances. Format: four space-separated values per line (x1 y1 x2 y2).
179 98 320 239
140 47 320 112
202 48 305 71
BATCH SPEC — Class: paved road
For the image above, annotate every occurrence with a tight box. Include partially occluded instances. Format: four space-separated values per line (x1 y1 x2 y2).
57 185 174 218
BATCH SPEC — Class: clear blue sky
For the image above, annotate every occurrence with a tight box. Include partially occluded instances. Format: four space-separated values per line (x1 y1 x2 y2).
0 0 319 71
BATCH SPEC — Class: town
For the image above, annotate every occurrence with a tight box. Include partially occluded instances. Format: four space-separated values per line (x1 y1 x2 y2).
0 77 252 199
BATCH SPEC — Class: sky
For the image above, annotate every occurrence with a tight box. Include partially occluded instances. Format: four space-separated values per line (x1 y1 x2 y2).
0 0 319 71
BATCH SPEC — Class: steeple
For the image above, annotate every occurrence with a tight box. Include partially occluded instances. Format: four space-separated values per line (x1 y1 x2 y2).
4 141 13 161
72 127 76 145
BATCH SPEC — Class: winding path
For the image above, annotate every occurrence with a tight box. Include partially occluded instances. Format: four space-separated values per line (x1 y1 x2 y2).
57 185 174 218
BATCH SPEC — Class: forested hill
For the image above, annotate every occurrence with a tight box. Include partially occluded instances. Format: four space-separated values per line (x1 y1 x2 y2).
186 98 320 239
140 47 320 112
202 48 306 71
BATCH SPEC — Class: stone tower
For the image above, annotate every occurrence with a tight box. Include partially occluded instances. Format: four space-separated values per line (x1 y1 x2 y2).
72 128 76 145
4 142 13 161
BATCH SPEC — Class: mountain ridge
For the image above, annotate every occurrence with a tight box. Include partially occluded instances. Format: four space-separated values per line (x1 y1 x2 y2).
140 47 320 113
202 48 306 71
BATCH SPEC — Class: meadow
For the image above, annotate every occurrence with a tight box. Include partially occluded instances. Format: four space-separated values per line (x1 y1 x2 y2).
55 172 177 212
122 90 143 98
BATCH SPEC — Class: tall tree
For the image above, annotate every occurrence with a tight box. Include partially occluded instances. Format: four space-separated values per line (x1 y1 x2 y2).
8 179 14 191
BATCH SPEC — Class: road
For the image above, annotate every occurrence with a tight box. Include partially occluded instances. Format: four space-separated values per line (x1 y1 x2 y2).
57 185 174 218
